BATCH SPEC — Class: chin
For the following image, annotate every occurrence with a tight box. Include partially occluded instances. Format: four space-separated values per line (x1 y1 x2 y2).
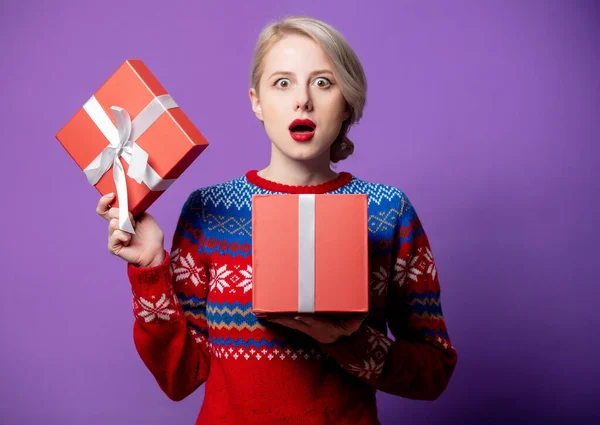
269 131 333 162
282 143 331 162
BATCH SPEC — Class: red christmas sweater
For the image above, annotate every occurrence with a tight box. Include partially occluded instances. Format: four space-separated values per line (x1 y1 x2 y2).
127 170 458 425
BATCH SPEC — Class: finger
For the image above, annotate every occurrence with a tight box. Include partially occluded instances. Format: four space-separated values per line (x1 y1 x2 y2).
96 193 115 219
107 210 136 229
295 315 333 327
108 218 120 236
344 316 366 327
337 317 358 328
107 208 120 220
268 317 304 329
108 230 131 253
289 317 312 330
293 315 313 326
340 317 365 334
106 207 134 221
113 230 132 247
265 317 289 324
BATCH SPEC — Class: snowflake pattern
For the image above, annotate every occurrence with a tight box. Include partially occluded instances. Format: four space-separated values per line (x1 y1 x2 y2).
370 266 389 296
393 255 422 287
422 247 437 280
368 329 392 351
235 265 253 293
170 248 180 274
209 264 233 293
134 293 178 323
347 357 384 381
172 250 206 287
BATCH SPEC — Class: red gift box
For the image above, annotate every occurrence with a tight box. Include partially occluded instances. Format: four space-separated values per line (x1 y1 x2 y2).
56 59 209 233
251 194 369 317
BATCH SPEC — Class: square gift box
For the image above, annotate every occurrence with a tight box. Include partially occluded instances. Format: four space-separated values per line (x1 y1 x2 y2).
55 59 209 233
252 194 369 317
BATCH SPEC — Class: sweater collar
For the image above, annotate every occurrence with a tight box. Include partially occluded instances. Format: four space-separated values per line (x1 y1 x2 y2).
245 169 353 194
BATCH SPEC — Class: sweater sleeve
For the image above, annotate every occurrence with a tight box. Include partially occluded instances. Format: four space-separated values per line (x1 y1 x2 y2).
127 191 212 401
319 196 458 400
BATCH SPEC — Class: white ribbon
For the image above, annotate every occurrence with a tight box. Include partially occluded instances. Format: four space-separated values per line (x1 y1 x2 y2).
298 194 316 313
82 94 178 234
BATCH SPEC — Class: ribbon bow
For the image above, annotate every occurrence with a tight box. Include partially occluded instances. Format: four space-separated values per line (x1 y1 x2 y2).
82 94 178 234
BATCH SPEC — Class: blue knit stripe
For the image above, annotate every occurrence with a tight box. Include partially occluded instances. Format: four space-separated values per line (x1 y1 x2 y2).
419 328 450 340
209 337 288 349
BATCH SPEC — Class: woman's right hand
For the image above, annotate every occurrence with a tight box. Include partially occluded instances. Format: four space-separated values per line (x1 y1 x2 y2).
96 193 166 268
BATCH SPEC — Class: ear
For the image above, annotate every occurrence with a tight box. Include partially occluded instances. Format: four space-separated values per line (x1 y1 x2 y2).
249 88 263 121
342 103 351 121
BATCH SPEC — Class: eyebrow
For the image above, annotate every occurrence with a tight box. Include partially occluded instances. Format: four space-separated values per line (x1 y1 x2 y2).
268 69 334 79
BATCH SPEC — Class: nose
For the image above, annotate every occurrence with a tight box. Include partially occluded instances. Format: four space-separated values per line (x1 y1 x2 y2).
294 87 313 112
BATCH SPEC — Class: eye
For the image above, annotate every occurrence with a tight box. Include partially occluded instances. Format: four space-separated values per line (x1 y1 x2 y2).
314 77 331 88
274 78 291 88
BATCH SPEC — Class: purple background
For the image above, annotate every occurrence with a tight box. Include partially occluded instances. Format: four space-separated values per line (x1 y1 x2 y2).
1 0 598 424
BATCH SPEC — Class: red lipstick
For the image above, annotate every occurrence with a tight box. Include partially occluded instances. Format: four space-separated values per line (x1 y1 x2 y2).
288 119 316 142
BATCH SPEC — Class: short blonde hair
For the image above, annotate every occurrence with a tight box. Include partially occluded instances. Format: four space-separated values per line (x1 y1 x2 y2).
250 16 367 163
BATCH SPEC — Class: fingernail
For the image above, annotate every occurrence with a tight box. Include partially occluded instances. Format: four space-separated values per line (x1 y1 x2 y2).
106 193 115 198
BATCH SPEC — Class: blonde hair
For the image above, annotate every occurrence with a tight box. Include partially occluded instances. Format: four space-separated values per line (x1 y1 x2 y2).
250 16 367 163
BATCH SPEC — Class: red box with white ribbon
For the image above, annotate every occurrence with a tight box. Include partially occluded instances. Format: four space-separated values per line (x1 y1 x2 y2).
55 59 209 233
251 194 369 317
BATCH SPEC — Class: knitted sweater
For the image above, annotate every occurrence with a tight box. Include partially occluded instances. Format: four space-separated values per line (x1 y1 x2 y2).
127 170 458 425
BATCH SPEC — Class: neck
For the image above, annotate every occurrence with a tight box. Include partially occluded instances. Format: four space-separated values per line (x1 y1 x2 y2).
258 145 338 186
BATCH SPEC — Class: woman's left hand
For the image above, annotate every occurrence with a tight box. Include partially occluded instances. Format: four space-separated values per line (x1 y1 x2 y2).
266 314 365 344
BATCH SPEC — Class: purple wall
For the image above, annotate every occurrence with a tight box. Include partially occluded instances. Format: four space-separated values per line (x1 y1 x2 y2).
1 0 598 424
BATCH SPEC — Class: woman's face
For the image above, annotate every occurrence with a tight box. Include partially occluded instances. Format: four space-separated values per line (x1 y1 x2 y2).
250 34 349 162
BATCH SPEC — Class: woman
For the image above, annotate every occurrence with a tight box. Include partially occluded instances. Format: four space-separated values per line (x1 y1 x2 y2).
96 16 457 425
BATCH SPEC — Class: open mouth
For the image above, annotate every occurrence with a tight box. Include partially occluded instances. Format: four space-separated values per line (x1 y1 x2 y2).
289 119 316 142
290 124 315 133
